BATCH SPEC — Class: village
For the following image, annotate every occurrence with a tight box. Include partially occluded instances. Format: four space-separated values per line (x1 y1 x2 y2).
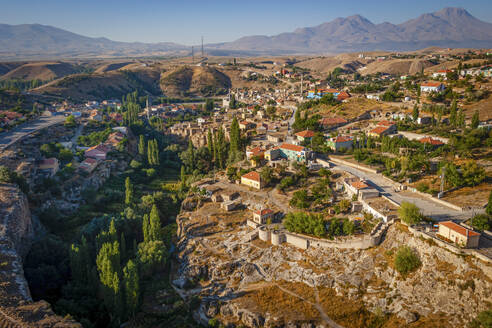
0 47 491 328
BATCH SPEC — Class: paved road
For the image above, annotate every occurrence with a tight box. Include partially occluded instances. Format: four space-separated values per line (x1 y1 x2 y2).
329 161 475 221
0 114 66 150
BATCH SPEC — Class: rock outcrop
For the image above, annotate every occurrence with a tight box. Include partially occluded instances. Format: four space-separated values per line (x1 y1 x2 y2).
0 183 81 328
173 196 492 328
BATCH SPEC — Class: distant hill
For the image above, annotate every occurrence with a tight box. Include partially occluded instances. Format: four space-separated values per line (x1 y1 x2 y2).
0 62 79 81
0 23 188 60
160 66 231 97
0 7 491 59
208 7 492 54
34 68 161 101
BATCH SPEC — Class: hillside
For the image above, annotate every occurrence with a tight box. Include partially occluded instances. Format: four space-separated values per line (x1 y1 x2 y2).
34 68 161 101
160 66 231 97
360 59 435 75
0 62 79 81
93 61 134 74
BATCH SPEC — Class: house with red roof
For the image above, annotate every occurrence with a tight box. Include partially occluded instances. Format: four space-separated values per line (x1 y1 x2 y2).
239 121 256 130
79 157 99 173
318 117 348 130
85 144 110 160
252 208 274 224
337 91 351 101
368 126 391 138
343 177 379 200
278 143 310 162
241 171 263 189
295 130 315 143
432 69 452 79
420 82 446 93
105 131 126 148
377 120 397 134
419 137 444 147
438 221 480 248
326 135 353 151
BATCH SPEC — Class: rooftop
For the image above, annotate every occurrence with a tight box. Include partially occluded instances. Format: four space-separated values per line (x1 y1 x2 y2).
242 171 261 182
280 143 305 152
440 221 480 237
295 130 315 138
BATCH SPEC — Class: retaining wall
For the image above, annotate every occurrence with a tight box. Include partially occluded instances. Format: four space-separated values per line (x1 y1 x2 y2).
407 187 464 212
328 156 379 174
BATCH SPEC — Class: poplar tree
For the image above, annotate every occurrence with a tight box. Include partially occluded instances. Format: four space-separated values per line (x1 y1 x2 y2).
412 104 419 121
123 259 140 317
180 166 186 184
188 139 195 171
457 108 465 128
149 204 161 241
138 135 146 157
449 100 457 126
471 111 480 129
120 232 126 262
125 177 133 205
230 117 240 153
207 129 213 155
142 214 150 243
96 241 122 318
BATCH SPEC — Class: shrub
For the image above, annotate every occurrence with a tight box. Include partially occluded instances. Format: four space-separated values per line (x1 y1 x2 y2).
398 201 422 225
470 214 491 232
394 246 421 276
283 212 325 237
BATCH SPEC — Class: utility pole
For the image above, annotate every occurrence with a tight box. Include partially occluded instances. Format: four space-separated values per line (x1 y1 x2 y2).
439 166 445 198
192 46 194 64
201 36 204 58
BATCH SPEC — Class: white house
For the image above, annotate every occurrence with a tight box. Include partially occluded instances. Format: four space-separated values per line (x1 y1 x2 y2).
420 82 445 93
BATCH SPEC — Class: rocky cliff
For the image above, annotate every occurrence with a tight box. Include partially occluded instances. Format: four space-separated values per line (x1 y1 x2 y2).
173 197 492 328
0 183 81 328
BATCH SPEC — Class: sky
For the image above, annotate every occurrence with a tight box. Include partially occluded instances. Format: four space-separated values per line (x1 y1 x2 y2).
2 0 492 45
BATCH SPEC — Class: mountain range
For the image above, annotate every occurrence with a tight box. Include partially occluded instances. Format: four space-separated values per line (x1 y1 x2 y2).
1 7 491 59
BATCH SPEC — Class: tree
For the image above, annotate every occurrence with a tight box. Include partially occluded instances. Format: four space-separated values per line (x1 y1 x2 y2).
461 160 485 186
471 110 480 129
205 99 214 111
138 135 146 157
149 204 162 241
486 190 492 216
142 214 150 243
96 241 122 318
470 214 491 232
229 94 237 109
289 189 310 209
137 240 167 277
260 166 274 187
283 212 325 237
449 100 457 127
64 115 76 127
457 108 465 128
229 117 241 154
394 246 421 276
343 219 355 235
0 165 14 183
207 129 213 155
412 104 419 121
125 177 133 205
398 201 422 225
188 139 195 171
123 259 139 317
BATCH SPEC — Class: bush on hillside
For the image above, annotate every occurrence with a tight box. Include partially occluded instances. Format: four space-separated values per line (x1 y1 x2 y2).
394 246 421 276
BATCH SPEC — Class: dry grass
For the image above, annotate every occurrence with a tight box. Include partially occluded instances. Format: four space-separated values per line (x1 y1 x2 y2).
237 284 320 323
442 182 492 207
